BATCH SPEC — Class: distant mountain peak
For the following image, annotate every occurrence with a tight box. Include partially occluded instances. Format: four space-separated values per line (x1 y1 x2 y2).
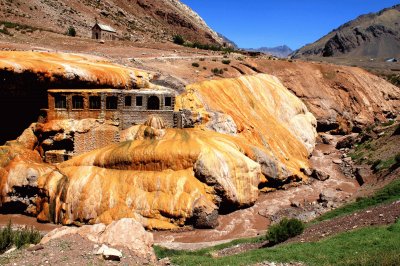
245 45 293 58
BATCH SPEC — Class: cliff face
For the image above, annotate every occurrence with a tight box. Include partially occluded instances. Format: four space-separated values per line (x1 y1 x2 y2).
292 5 400 59
244 60 400 132
0 0 222 44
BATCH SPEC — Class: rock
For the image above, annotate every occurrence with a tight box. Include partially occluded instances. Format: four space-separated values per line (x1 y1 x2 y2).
98 218 154 259
311 169 330 181
354 168 367 186
96 244 122 261
300 167 313 176
290 201 302 208
318 191 337 206
343 157 352 162
4 247 17 254
336 135 356 149
27 244 44 252
320 133 333 144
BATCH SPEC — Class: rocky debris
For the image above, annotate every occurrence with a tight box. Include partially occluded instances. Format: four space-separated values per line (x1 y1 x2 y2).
311 169 330 181
288 200 400 243
95 244 122 261
336 135 357 149
320 133 334 145
41 218 156 263
333 159 343 164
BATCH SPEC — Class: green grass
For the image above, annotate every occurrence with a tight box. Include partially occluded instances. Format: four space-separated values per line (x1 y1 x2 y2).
155 220 400 266
0 221 42 253
315 178 400 222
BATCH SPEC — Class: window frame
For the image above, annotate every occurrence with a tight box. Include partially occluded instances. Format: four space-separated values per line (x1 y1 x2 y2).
106 96 118 110
72 95 84 110
136 96 143 107
165 96 172 107
54 95 67 109
89 96 101 110
124 96 132 107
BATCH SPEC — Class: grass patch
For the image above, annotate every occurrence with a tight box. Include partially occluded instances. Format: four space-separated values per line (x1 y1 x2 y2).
315 178 400 222
155 236 263 260
0 221 42 253
156 220 400 266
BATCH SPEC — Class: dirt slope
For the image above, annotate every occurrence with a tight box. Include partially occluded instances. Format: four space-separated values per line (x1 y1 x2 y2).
0 0 222 44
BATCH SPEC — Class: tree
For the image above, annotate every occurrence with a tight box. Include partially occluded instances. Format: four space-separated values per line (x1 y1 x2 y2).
173 35 184 45
67 26 76 37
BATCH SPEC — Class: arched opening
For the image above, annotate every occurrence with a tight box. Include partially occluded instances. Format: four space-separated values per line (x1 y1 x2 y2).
147 96 160 110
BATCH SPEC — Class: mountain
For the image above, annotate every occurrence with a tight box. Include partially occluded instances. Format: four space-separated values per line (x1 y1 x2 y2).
292 5 400 59
0 0 223 44
217 33 239 49
246 45 293 58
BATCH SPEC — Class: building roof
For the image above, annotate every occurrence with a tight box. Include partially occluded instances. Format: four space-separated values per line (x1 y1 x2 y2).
93 23 116 33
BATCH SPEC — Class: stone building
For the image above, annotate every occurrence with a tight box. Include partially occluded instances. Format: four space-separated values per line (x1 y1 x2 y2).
41 85 182 163
92 23 117 40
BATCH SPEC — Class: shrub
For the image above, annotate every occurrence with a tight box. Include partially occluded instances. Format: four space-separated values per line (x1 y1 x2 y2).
173 35 185 45
0 221 42 253
199 58 205 61
266 218 304 245
66 26 76 37
203 67 207 70
222 59 231 65
191 62 199 67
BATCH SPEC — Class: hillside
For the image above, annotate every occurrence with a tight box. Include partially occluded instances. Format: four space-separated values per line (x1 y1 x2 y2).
292 4 400 59
0 0 222 44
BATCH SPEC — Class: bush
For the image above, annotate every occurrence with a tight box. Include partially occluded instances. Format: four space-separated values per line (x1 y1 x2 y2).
222 59 231 65
173 35 185 45
191 62 199 67
211 68 224 75
66 26 76 37
0 221 42 253
266 218 304 245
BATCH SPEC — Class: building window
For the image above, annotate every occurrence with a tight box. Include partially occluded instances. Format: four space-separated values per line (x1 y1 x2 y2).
125 96 132 107
72 96 84 109
165 97 172 107
54 95 66 109
89 96 101 109
147 96 160 110
106 96 118 110
136 96 143 106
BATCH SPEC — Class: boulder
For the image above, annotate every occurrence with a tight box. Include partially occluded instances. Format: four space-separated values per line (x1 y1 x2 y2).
311 169 330 181
336 135 356 149
96 244 122 261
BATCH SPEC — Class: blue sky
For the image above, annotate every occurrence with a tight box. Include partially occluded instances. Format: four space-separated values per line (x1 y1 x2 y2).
180 0 400 49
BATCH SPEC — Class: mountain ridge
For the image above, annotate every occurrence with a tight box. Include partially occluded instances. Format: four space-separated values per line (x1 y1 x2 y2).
292 4 400 59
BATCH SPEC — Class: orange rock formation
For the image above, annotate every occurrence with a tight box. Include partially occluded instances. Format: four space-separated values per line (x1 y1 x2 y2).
35 74 317 229
0 51 152 89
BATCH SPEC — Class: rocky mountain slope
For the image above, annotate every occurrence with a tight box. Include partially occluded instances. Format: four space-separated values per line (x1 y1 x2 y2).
247 45 293 58
0 0 222 44
292 4 400 59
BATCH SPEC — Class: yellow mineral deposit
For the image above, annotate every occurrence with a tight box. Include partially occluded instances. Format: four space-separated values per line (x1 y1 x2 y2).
0 51 152 88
